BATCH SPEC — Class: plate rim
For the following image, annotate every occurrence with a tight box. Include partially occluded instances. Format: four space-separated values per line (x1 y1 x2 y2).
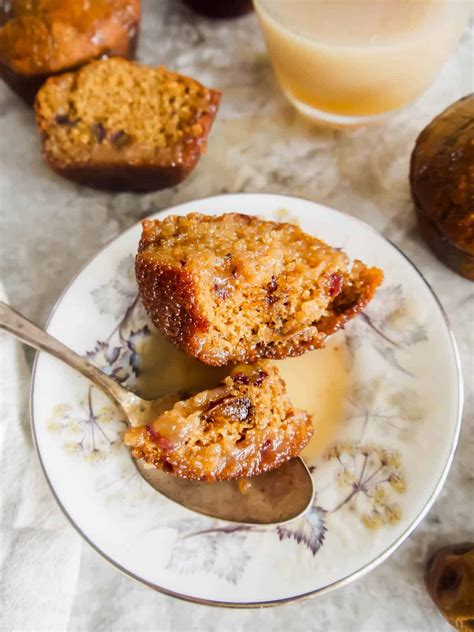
29 192 464 608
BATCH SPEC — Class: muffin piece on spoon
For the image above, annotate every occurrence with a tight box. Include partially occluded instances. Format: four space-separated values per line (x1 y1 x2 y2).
125 361 313 481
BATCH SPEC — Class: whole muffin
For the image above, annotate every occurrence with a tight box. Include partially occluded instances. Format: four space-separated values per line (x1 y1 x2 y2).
410 95 474 281
136 213 383 366
0 0 140 103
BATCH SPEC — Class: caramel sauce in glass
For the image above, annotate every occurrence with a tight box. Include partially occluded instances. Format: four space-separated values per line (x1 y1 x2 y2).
255 0 470 123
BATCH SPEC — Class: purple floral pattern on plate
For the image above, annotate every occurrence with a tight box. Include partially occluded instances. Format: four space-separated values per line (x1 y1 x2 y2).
35 196 459 604
45 252 429 581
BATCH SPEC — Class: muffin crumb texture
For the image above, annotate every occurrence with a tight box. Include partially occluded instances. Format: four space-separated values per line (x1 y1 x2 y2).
34 58 221 191
124 362 314 481
136 213 384 365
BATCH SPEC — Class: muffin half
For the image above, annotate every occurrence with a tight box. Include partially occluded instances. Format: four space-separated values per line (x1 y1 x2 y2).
0 0 140 103
124 362 313 482
34 58 221 191
136 213 384 365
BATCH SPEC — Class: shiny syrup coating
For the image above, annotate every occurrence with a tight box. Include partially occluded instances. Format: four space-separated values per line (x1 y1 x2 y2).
124 362 313 482
410 95 474 280
136 213 384 366
0 0 141 103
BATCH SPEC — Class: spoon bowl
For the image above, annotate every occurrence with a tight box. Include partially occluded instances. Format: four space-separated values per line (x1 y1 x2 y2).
0 301 315 524
137 457 314 524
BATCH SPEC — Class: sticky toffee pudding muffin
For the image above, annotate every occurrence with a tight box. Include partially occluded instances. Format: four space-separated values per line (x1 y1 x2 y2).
34 58 221 192
124 362 313 482
136 213 383 365
0 0 140 103
410 95 474 281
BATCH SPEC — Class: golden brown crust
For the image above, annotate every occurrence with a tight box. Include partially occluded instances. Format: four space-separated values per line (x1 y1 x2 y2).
0 0 140 103
41 159 195 193
34 58 221 192
124 362 313 481
136 213 384 366
416 207 474 281
410 95 474 280
135 259 208 350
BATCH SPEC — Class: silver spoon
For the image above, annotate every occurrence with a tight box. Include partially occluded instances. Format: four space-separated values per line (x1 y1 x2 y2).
0 301 315 525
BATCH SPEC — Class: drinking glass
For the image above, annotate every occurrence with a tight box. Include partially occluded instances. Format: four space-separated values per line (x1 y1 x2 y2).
254 0 471 125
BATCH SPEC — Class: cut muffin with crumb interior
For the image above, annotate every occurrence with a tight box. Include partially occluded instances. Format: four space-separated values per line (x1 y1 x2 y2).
124 362 313 482
136 213 384 366
34 57 221 191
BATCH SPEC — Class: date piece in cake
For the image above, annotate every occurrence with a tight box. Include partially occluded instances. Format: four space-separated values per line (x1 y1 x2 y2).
136 213 384 366
34 58 221 192
124 362 313 482
0 0 140 103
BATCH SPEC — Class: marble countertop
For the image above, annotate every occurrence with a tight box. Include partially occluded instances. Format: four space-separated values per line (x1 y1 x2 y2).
0 2 472 630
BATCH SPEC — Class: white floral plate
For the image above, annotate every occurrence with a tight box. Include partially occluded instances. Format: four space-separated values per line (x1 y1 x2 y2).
31 193 462 607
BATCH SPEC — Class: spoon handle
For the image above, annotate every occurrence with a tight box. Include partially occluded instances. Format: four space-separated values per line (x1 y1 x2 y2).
0 301 134 410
